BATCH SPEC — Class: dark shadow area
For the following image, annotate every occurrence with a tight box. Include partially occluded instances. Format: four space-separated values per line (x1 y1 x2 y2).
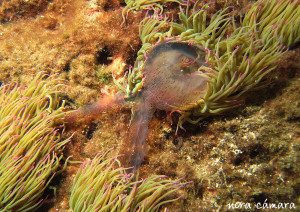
95 46 113 65
124 42 142 70
62 61 71 73
103 1 121 12
250 192 269 205
85 121 99 139
289 41 300 50
38 163 68 211
120 1 127 7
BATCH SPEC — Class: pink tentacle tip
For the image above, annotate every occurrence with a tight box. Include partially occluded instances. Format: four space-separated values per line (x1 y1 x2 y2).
123 172 133 180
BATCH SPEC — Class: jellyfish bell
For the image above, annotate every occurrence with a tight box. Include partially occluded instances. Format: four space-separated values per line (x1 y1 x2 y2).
141 40 209 111
124 40 210 170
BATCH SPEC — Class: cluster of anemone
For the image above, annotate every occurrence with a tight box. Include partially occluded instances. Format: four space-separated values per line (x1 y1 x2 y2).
69 153 184 211
117 0 300 127
243 0 300 47
0 75 69 211
122 0 184 20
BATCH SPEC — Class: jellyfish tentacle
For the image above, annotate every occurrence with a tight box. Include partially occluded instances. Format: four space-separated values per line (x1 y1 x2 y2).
121 100 154 171
64 92 125 126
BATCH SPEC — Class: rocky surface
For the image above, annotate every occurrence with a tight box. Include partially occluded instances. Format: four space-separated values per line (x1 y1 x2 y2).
0 0 299 211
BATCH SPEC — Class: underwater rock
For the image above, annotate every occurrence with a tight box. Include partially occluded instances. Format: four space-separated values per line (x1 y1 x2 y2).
1 0 296 210
65 0 300 172
0 0 51 23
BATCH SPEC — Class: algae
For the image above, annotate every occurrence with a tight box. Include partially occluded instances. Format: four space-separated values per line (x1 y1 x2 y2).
0 0 298 211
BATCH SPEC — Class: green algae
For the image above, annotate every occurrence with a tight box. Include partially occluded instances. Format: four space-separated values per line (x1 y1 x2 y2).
122 0 184 21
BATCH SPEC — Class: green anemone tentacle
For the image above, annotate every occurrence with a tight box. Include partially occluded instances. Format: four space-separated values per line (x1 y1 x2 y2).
121 0 300 124
69 153 184 212
0 74 70 211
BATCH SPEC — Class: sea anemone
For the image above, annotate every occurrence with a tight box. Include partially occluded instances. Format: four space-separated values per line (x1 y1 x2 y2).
122 0 184 19
243 0 300 47
69 152 184 211
0 74 70 211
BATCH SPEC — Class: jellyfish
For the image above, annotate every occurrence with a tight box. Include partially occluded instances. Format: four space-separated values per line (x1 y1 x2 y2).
65 40 209 171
